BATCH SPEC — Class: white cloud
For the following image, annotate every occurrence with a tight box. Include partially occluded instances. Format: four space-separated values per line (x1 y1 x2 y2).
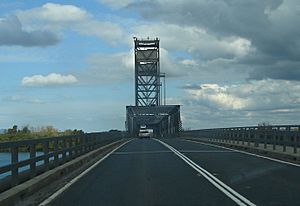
99 0 136 9
132 23 254 60
0 15 59 47
78 47 189 84
179 79 300 129
22 73 78 87
160 48 186 77
3 95 24 102
184 83 250 110
22 3 89 22
3 95 44 104
16 3 123 44
181 59 198 66
127 0 300 81
182 79 300 111
79 51 133 84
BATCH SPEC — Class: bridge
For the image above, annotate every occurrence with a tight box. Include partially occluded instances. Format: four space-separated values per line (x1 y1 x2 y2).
0 38 300 206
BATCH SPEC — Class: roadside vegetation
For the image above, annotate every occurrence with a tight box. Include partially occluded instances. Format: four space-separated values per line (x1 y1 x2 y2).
0 125 84 142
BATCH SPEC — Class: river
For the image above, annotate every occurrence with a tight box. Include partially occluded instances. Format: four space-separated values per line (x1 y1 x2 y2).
0 152 43 179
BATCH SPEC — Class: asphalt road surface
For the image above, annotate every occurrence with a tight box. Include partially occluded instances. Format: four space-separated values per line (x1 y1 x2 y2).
46 138 300 206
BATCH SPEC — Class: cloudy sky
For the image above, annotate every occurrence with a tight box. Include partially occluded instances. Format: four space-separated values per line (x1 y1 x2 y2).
0 0 299 132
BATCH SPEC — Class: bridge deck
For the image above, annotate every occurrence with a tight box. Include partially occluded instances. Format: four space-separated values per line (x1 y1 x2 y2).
46 138 300 206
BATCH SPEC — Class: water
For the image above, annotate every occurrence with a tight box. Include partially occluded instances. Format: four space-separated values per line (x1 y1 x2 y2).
0 152 44 179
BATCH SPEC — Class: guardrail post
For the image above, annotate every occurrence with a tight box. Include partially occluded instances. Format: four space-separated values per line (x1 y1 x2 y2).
43 141 49 171
62 139 67 163
228 132 231 143
81 136 85 154
54 140 59 167
254 133 259 147
72 137 75 157
247 132 251 146
297 136 299 154
87 136 91 151
93 135 97 150
88 136 92 150
82 136 87 153
85 135 89 152
75 137 79 157
283 134 286 152
68 138 73 159
273 135 276 151
241 129 245 145
264 133 267 149
293 135 297 154
30 144 36 178
73 137 77 157
234 131 237 144
11 146 19 186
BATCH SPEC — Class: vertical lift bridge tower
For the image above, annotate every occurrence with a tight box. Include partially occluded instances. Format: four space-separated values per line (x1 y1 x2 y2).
126 37 181 137
135 37 161 106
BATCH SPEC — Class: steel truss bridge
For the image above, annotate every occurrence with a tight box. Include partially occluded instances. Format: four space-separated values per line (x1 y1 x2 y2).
126 37 181 137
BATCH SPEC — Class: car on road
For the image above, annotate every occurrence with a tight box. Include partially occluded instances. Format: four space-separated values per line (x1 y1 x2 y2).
138 130 152 138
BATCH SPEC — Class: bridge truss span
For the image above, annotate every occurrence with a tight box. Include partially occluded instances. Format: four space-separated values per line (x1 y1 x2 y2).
126 37 181 137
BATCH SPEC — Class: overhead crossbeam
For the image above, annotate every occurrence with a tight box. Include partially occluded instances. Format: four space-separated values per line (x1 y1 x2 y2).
126 105 181 137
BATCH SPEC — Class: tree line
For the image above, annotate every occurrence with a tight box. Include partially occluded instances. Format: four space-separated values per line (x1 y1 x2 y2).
0 125 84 142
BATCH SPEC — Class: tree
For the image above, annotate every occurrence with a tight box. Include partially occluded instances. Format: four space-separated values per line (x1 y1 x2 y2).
38 126 59 137
63 129 84 136
7 125 18 134
63 129 74 136
22 125 30 134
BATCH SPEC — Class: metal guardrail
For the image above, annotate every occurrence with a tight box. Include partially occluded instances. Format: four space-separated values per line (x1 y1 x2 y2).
0 131 128 191
181 125 300 153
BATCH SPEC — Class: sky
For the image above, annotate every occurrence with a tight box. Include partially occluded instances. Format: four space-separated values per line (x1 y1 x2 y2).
0 0 299 132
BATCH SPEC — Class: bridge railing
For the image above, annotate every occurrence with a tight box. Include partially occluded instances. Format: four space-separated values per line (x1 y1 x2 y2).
0 131 128 191
181 125 300 153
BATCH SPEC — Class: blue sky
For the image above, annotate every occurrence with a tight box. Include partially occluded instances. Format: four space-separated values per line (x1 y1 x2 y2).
0 0 300 132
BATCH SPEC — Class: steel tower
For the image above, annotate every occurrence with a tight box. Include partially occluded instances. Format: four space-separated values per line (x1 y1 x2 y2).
134 37 161 106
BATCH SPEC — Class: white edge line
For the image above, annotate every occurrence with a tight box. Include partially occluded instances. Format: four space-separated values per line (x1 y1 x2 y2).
184 139 300 168
180 150 235 153
39 139 132 206
177 148 255 206
113 150 172 155
157 139 255 206
154 138 256 206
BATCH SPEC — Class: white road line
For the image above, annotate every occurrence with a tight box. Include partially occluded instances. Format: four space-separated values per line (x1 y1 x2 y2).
184 139 300 168
180 150 235 153
113 150 172 155
39 139 132 206
155 138 256 206
112 150 233 154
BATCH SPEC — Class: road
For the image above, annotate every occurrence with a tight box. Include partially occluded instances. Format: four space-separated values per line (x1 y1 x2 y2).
46 138 300 206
